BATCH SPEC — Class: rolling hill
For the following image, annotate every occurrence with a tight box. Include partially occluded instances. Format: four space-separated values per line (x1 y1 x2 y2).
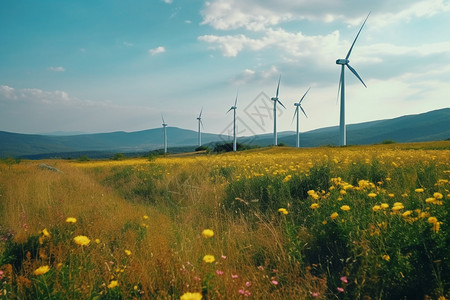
0 108 449 158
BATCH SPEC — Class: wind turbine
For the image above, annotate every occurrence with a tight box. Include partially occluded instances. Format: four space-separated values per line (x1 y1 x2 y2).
161 114 168 153
271 75 286 146
292 87 310 148
196 108 204 147
226 91 238 152
336 13 370 146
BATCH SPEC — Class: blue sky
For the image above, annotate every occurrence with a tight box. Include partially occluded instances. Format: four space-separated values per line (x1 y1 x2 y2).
1 0 449 136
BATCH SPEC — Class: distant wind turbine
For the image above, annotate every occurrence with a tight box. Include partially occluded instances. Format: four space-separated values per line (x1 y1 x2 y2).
226 91 238 152
336 13 370 146
197 108 204 147
292 87 310 148
161 114 168 153
271 75 286 146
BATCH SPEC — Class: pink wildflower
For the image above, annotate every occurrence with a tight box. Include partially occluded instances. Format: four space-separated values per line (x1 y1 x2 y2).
245 281 251 287
271 280 278 285
340 276 348 284
231 274 239 279
216 270 224 276
337 287 344 292
221 255 227 259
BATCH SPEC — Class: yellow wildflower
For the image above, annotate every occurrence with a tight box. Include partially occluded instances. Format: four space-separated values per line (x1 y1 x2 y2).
108 280 119 289
428 217 437 224
73 235 90 246
330 212 339 220
415 188 424 193
432 222 441 233
65 217 77 223
124 250 132 256
180 292 203 300
283 175 292 182
433 192 443 200
382 254 390 261
95 239 100 244
340 190 347 195
402 210 412 218
340 205 350 211
143 215 149 220
368 193 377 198
388 193 395 198
307 190 316 196
380 203 389 209
34 265 50 276
425 197 436 204
310 203 319 210
42 228 50 237
372 205 381 212
278 208 288 215
203 255 215 264
201 229 214 238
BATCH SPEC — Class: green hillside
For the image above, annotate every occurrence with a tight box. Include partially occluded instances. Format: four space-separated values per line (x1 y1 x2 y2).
0 108 449 158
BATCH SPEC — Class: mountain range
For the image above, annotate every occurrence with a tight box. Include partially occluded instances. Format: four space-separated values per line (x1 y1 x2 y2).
1 108 449 158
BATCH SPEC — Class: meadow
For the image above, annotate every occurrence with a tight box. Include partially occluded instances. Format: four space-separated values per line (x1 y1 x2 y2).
0 142 449 299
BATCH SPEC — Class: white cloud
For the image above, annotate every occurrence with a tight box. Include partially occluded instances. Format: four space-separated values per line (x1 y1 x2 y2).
232 66 280 85
162 0 173 3
201 0 450 31
371 0 450 29
149 46 166 56
48 66 65 72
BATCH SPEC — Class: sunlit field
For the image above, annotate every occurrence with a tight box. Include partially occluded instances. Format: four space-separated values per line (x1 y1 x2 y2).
1 142 449 299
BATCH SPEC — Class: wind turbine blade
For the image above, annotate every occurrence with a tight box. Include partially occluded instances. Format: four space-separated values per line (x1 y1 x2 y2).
300 105 308 118
291 108 298 125
345 12 370 60
161 113 165 124
199 107 203 118
298 87 311 104
277 99 286 109
200 119 204 129
337 67 343 104
347 64 367 87
234 90 239 107
275 75 281 99
226 107 233 114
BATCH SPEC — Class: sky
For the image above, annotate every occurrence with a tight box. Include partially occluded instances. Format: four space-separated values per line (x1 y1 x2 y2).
1 0 449 136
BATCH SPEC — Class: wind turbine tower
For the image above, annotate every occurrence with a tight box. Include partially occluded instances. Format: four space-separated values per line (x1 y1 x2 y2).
271 76 286 146
336 13 370 146
161 115 168 153
226 91 238 151
197 108 204 147
293 87 310 148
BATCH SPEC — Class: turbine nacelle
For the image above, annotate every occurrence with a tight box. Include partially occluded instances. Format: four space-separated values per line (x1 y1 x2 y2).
336 59 349 65
271 97 278 101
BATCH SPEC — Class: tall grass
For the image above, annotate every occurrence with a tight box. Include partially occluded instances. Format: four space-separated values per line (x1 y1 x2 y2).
0 142 449 299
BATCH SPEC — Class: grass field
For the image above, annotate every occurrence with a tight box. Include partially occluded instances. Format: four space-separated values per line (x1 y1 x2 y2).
1 142 449 299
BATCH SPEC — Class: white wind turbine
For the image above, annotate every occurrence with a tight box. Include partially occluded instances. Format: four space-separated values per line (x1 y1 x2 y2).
196 108 204 147
336 13 370 146
226 91 238 152
271 75 286 146
161 114 168 153
292 87 310 148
